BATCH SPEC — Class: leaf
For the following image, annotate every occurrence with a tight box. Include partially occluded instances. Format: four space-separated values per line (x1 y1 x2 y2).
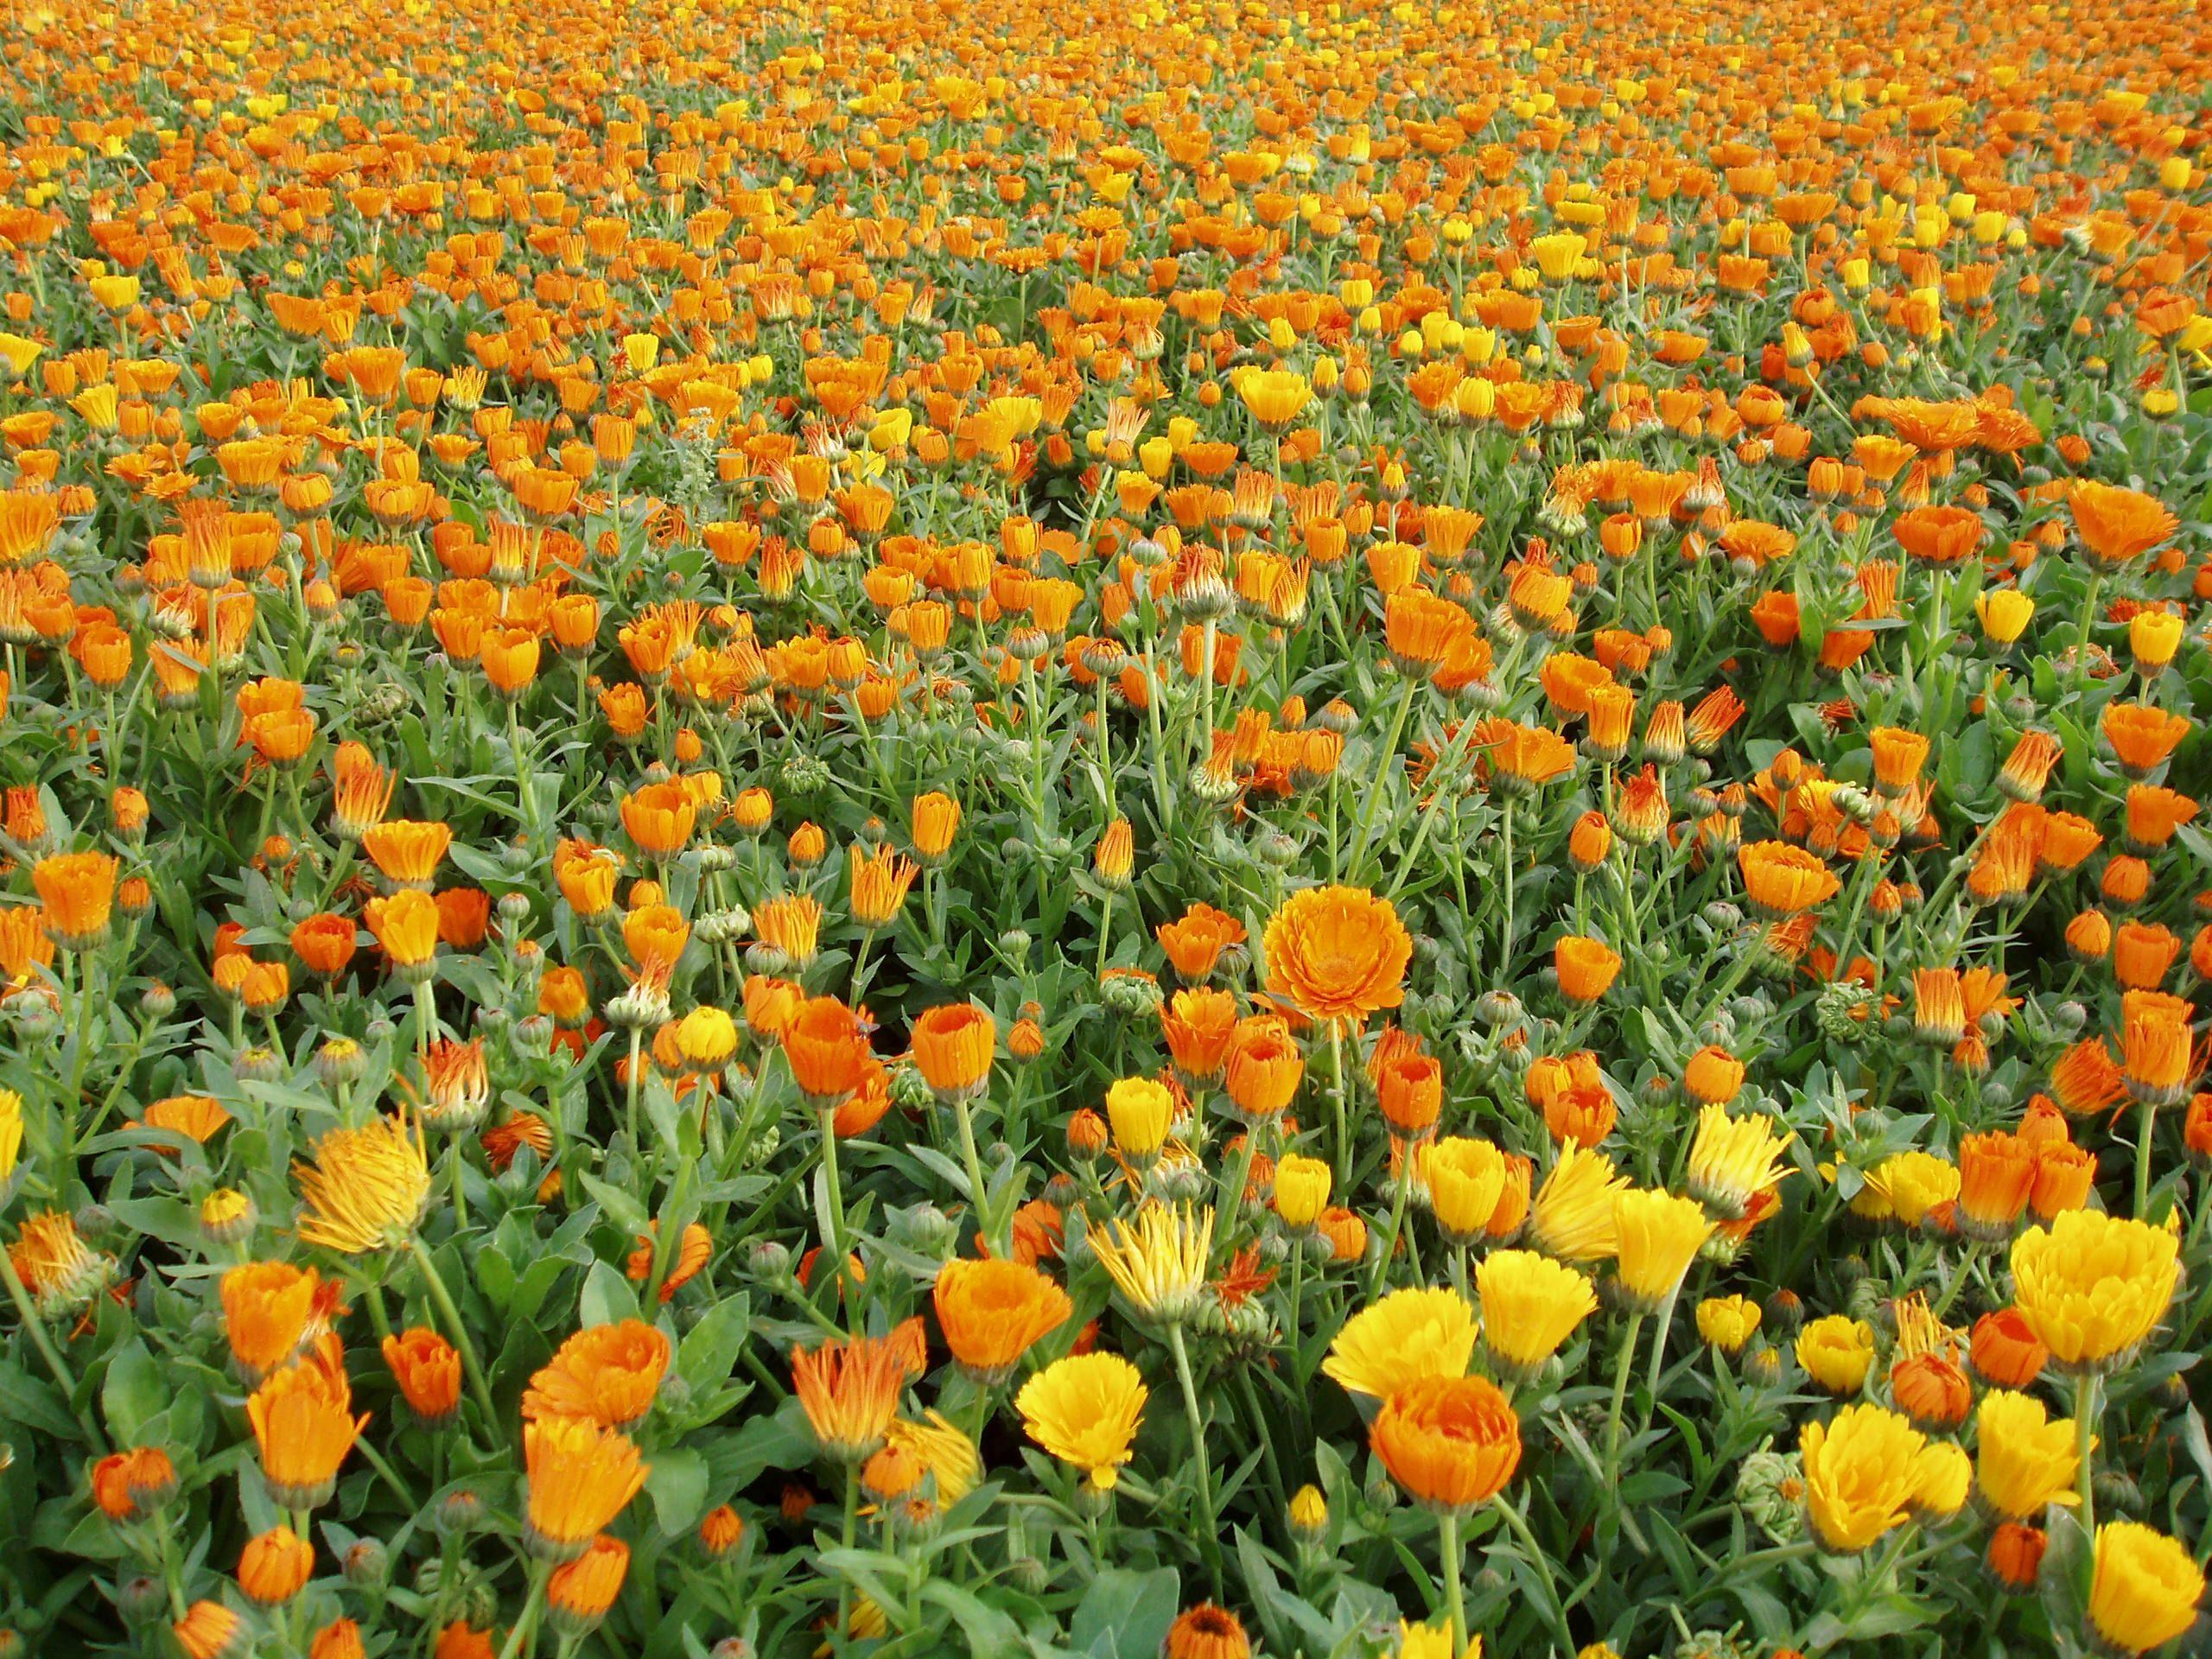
1071 1567 1179 1657
918 1581 1023 1656
645 1448 709 1536
101 1338 164 1442
579 1259 640 1328
677 1293 752 1391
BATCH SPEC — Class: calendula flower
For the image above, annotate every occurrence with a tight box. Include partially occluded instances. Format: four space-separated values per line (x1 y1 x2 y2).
1973 1389 2082 1521
1684 1103 1790 1219
1529 1142 1627 1262
1261 884 1412 1026
1015 1351 1147 1491
237 1526 315 1605
932 1256 1072 1384
2010 1209 2180 1372
2088 1522 2206 1654
1089 1202 1213 1325
1611 1189 1715 1310
791 1329 911 1462
1800 1402 1925 1552
247 1338 367 1509
382 1328 462 1424
1478 1250 1598 1376
545 1534 628 1633
1370 1374 1522 1514
1796 1314 1877 1395
1695 1294 1762 1355
220 1261 321 1378
9 1210 112 1313
1417 1137 1509 1242
293 1112 432 1254
883 1410 982 1509
522 1319 672 1428
1163 1604 1251 1659
522 1417 650 1560
1323 1284 1480 1400
173 1601 247 1659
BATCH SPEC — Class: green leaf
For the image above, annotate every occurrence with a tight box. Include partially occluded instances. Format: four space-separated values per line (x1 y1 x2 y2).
1071 1567 1179 1656
579 1259 640 1328
918 1581 1023 1657
101 1338 164 1442
677 1293 752 1392
645 1448 709 1536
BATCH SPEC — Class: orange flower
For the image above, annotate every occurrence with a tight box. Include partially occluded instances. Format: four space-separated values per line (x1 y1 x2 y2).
782 996 875 1108
546 1533 629 1627
1738 841 1840 917
30 850 117 949
1262 885 1411 1026
364 889 441 976
911 791 962 862
523 1417 651 1560
382 1328 462 1423
90 1446 175 1520
238 1526 315 1605
620 780 696 856
522 1320 672 1428
1224 1015 1306 1120
246 1337 368 1510
1156 902 1246 982
362 820 452 888
221 1261 321 1378
933 1256 1073 1382
791 1329 911 1461
2101 702 2190 777
1554 934 1623 1001
910 1002 996 1103
2069 480 2177 563
1370 1374 1522 1514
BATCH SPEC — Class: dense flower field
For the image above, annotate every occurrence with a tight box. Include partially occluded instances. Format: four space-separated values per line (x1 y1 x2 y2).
0 0 2209 1653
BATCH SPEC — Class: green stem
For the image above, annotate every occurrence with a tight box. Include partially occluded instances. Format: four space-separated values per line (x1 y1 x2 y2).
952 1094 1001 1255
1347 673 1418 877
1604 1310 1645 1480
0 1246 101 1446
1437 1510 1466 1647
1495 1493 1575 1656
2075 1370 2099 1573
1166 1323 1224 1593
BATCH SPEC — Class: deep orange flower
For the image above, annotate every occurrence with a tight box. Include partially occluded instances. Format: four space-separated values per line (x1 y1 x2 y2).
910 1002 996 1102
523 1319 672 1428
246 1336 368 1510
30 851 117 949
382 1328 462 1423
933 1256 1073 1382
1370 1374 1522 1514
2069 480 2177 563
1262 885 1411 1026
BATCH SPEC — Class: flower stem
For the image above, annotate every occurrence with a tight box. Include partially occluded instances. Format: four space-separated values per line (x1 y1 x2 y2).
1604 1310 1645 1481
1166 1322 1224 1593
2075 1370 2100 1570
952 1094 1001 1255
1437 1510 1466 1646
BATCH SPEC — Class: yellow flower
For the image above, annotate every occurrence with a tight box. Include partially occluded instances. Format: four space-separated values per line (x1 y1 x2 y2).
2089 1522 2207 1654
1475 1250 1596 1376
1611 1190 1714 1310
1272 1154 1332 1230
1323 1285 1478 1401
1088 1203 1213 1325
1862 1151 1960 1228
1397 1619 1481 1658
1910 1440 1971 1519
1015 1352 1147 1491
1972 1389 2082 1521
2010 1210 2181 1371
1416 1137 1507 1241
1684 1104 1790 1219
1529 1143 1627 1262
293 1113 432 1254
1801 1402 1926 1552
1796 1314 1876 1395
1103 1077 1174 1162
0 1087 22 1183
1694 1294 1762 1355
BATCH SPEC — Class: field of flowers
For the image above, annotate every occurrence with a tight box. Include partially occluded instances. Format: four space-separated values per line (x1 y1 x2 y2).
0 0 2210 1654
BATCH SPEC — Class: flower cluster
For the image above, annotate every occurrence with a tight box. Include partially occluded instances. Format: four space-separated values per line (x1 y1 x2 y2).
0 0 2209 1655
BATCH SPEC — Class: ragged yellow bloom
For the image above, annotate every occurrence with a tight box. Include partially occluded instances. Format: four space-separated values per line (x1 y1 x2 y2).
1475 1250 1596 1376
1694 1294 1762 1355
1088 1203 1213 1324
1973 1389 2083 1521
1801 1402 1926 1552
293 1112 431 1254
1015 1352 1147 1491
883 1411 981 1510
1611 1190 1714 1311
1323 1285 1478 1400
1684 1104 1790 1220
2010 1210 2181 1371
1529 1143 1627 1262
